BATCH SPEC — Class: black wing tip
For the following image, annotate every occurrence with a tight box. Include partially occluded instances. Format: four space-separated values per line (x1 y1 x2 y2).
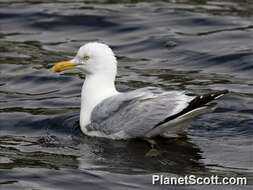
186 89 229 112
212 89 229 99
152 89 229 129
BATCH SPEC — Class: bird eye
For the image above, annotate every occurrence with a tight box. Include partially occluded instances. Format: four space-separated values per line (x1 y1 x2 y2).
83 55 90 60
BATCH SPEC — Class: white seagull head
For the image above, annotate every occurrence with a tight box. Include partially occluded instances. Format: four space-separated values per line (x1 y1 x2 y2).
52 42 117 77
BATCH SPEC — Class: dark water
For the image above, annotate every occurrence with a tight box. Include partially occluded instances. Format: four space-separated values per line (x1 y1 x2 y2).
0 0 253 189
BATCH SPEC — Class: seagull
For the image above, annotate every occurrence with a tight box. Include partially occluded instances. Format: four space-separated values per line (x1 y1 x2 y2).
52 42 228 139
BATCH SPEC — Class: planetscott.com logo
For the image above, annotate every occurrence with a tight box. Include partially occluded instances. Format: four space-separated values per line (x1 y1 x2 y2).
152 175 247 185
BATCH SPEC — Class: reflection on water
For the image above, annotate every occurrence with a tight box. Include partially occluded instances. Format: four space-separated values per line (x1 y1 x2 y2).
1 135 205 174
0 0 253 189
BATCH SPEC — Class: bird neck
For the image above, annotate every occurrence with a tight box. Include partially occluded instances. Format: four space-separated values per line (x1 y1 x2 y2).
79 73 118 132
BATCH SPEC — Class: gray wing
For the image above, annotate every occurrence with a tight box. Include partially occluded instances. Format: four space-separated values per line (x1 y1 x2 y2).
88 87 194 138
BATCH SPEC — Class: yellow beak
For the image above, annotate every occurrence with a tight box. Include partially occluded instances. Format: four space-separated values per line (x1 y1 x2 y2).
52 60 77 73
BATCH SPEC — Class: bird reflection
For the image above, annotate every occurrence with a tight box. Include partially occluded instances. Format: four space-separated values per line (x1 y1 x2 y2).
77 134 208 175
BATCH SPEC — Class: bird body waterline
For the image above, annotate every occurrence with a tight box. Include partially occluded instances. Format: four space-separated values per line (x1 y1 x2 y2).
52 42 228 139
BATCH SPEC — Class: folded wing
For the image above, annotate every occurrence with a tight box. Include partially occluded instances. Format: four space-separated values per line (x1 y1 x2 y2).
89 87 194 138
